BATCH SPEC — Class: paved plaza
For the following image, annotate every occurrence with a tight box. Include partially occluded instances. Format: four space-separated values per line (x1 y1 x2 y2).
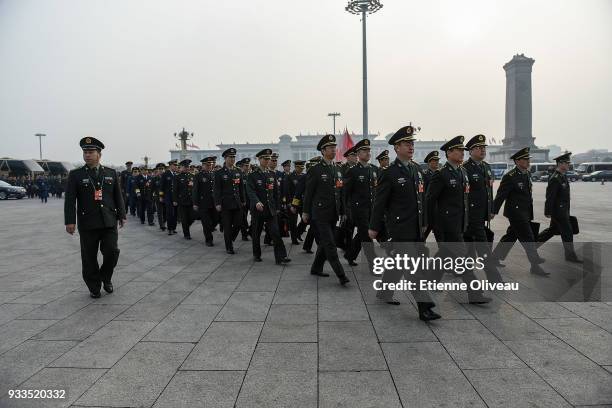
1 182 612 407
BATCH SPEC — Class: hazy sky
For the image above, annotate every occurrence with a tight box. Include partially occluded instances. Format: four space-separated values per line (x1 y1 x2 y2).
1 0 611 165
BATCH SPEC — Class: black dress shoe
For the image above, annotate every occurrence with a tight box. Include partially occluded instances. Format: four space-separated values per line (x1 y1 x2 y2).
530 265 550 276
227 249 235 255
254 257 262 262
184 236 192 240
344 256 358 266
161 227 166 231
304 249 313 254
242 236 250 241
103 282 113 293
469 294 492 304
311 271 330 277
338 275 350 285
90 291 101 299
205 241 214 247
168 231 173 235
281 257 291 263
291 240 299 245
419 308 442 321
149 222 155 226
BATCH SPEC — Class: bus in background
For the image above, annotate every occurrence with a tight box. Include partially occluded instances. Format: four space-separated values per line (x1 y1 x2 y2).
575 162 612 176
489 162 509 179
530 162 577 181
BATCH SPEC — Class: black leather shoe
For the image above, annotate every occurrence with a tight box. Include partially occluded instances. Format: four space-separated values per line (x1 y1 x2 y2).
530 265 550 276
338 275 350 285
291 240 300 245
344 256 358 266
281 257 291 263
103 282 113 293
161 227 166 231
168 231 173 235
242 236 250 241
304 249 313 254
419 308 442 321
227 249 235 255
90 291 101 299
184 236 192 240
205 241 214 247
149 222 155 226
469 294 492 304
566 254 583 263
311 271 330 277
254 257 262 262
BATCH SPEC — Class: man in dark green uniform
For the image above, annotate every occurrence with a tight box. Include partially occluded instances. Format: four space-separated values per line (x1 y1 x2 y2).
462 135 503 279
214 148 246 254
238 158 251 241
300 157 320 253
193 156 218 246
426 136 491 303
303 135 350 285
492 147 548 275
172 159 195 239
64 137 126 298
375 150 390 170
537 152 581 262
161 160 178 235
152 163 166 231
422 150 441 242
343 139 377 267
368 125 440 320
135 166 155 226
288 160 306 245
247 149 291 264
120 161 132 213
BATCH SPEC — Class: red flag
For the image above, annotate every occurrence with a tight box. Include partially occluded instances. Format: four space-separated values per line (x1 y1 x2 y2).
336 127 354 162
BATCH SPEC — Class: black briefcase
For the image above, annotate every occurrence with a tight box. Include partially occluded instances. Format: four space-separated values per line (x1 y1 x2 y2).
530 221 540 238
570 216 579 235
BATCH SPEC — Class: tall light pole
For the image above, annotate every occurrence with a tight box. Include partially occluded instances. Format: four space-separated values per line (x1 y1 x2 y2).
346 0 382 138
327 112 341 135
35 133 46 160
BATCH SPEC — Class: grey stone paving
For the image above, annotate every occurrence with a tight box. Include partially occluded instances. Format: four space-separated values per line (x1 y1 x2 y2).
0 182 611 407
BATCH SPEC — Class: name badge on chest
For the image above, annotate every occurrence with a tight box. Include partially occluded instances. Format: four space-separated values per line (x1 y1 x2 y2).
94 188 102 201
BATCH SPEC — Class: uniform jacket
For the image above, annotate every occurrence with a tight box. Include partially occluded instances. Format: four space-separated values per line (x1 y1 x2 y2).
64 165 125 231
369 158 425 240
214 165 245 210
172 172 194 206
160 170 175 202
462 158 494 225
343 162 377 221
493 166 534 222
246 167 279 216
134 174 154 201
192 170 216 209
544 170 570 219
291 172 307 209
287 171 306 208
303 160 344 222
425 162 470 233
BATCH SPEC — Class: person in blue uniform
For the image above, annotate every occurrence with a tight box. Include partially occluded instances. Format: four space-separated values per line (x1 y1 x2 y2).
64 137 126 298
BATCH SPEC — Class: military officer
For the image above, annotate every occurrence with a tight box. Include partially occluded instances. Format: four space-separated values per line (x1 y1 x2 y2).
238 158 251 241
422 151 441 242
278 159 292 237
193 156 218 246
214 148 246 254
368 125 440 320
172 159 195 239
462 135 503 279
426 136 492 303
152 163 166 231
127 167 139 216
120 161 133 213
343 139 379 267
135 167 155 226
246 149 291 264
492 147 548 275
288 160 307 245
537 152 581 262
300 157 320 254
375 150 390 169
64 137 125 298
302 135 350 285
161 159 178 235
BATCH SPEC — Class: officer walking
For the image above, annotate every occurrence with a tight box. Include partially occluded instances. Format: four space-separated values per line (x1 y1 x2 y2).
343 139 377 267
368 125 440 320
193 156 218 246
288 160 307 245
426 135 492 304
214 148 246 254
300 158 320 254
247 149 291 264
152 163 166 231
64 137 125 298
127 167 139 216
161 160 178 235
422 151 441 242
492 147 548 275
537 152 581 262
135 167 155 226
120 161 132 213
172 159 195 239
238 158 251 241
302 135 350 285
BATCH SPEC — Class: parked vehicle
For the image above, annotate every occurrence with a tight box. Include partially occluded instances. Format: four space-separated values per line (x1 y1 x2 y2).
0 180 26 199
489 162 509 179
575 162 612 176
581 170 612 182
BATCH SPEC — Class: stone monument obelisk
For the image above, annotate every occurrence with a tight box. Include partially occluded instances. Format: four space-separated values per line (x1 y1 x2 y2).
491 54 549 162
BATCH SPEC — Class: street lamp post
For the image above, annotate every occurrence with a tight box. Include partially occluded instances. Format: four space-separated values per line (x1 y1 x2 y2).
174 128 194 161
35 133 46 160
346 0 382 139
327 112 341 135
